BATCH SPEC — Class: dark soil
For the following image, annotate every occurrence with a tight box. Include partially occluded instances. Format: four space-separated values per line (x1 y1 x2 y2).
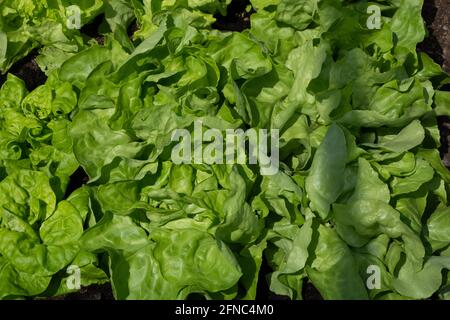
64 167 90 198
127 21 139 39
80 14 105 46
418 0 450 74
438 117 450 167
302 282 323 300
0 49 47 91
212 0 253 32
420 0 450 168
0 1 448 301
47 284 114 300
